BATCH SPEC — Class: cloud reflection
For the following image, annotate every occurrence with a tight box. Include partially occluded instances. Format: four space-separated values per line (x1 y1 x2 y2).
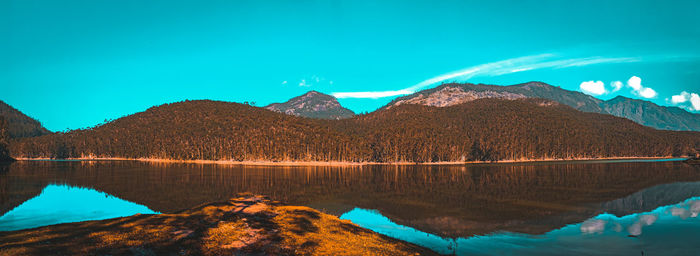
342 197 700 256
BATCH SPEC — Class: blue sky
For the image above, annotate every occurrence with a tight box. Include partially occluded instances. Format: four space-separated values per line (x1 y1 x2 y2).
2 0 699 131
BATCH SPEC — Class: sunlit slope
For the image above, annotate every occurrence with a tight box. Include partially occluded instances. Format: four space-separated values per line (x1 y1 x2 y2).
10 98 700 162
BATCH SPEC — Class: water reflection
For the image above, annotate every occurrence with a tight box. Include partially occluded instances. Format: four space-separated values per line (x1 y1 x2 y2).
341 196 700 256
0 184 158 231
1 160 699 239
340 208 457 254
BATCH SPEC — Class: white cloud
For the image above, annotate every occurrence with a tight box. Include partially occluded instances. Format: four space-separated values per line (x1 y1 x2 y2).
627 76 642 90
625 76 657 99
580 81 606 95
611 81 623 92
668 91 700 111
638 87 657 98
671 91 690 104
281 80 287 85
691 93 700 111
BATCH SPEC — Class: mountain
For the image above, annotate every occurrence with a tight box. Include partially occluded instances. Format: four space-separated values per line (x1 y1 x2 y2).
0 100 51 138
601 96 700 131
384 82 603 112
383 82 700 131
265 91 354 119
10 98 700 162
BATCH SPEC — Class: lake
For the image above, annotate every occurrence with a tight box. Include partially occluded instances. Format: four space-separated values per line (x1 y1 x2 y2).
1 159 699 255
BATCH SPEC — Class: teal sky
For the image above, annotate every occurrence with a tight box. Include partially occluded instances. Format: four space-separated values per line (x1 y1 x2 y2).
2 0 699 131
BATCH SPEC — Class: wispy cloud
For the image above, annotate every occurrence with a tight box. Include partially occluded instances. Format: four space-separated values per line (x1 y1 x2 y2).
332 89 415 99
287 75 332 88
332 54 644 99
405 54 555 91
611 81 623 92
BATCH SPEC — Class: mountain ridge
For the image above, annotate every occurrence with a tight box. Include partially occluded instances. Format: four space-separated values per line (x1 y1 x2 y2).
382 82 699 131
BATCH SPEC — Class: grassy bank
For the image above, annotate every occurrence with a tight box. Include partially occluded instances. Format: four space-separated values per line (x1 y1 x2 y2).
0 195 436 256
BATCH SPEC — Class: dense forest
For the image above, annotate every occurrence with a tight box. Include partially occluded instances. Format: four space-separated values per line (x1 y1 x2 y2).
0 117 13 161
9 98 700 162
0 100 51 138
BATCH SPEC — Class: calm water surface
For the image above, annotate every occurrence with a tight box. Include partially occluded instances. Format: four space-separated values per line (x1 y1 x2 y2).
1 160 699 255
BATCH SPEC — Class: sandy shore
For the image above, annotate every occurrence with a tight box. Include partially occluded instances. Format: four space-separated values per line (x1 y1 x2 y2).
13 156 686 166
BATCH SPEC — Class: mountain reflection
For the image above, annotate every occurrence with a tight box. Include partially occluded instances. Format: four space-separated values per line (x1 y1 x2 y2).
342 196 700 256
0 184 157 231
1 160 699 237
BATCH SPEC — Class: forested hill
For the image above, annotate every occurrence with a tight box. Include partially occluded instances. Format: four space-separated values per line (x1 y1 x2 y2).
11 100 362 161
10 99 700 162
0 117 13 161
0 100 51 138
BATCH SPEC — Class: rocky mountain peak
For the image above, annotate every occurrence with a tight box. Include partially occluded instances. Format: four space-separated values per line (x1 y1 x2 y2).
385 83 527 109
265 91 355 120
380 81 700 131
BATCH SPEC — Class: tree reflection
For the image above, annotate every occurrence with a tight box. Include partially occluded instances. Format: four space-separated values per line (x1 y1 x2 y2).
1 160 699 237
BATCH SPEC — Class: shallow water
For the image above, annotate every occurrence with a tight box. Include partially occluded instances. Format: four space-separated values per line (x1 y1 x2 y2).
1 160 699 255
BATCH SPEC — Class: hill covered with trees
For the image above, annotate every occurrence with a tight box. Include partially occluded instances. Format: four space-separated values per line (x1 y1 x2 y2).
9 98 700 162
0 100 51 138
0 117 13 161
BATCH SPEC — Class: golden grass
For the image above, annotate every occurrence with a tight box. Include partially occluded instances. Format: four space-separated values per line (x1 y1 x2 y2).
0 195 436 256
274 206 424 256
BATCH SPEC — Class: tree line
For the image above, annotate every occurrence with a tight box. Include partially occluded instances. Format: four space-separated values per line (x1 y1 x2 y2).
9 98 700 162
0 117 13 161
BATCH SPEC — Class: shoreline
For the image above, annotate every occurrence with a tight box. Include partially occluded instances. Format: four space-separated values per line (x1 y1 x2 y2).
0 195 437 255
12 156 688 166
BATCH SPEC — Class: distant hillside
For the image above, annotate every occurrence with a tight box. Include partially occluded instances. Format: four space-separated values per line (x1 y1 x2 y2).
265 91 354 119
10 99 700 162
12 100 363 161
601 96 700 131
384 82 700 131
0 100 51 138
0 117 13 161
384 82 603 112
